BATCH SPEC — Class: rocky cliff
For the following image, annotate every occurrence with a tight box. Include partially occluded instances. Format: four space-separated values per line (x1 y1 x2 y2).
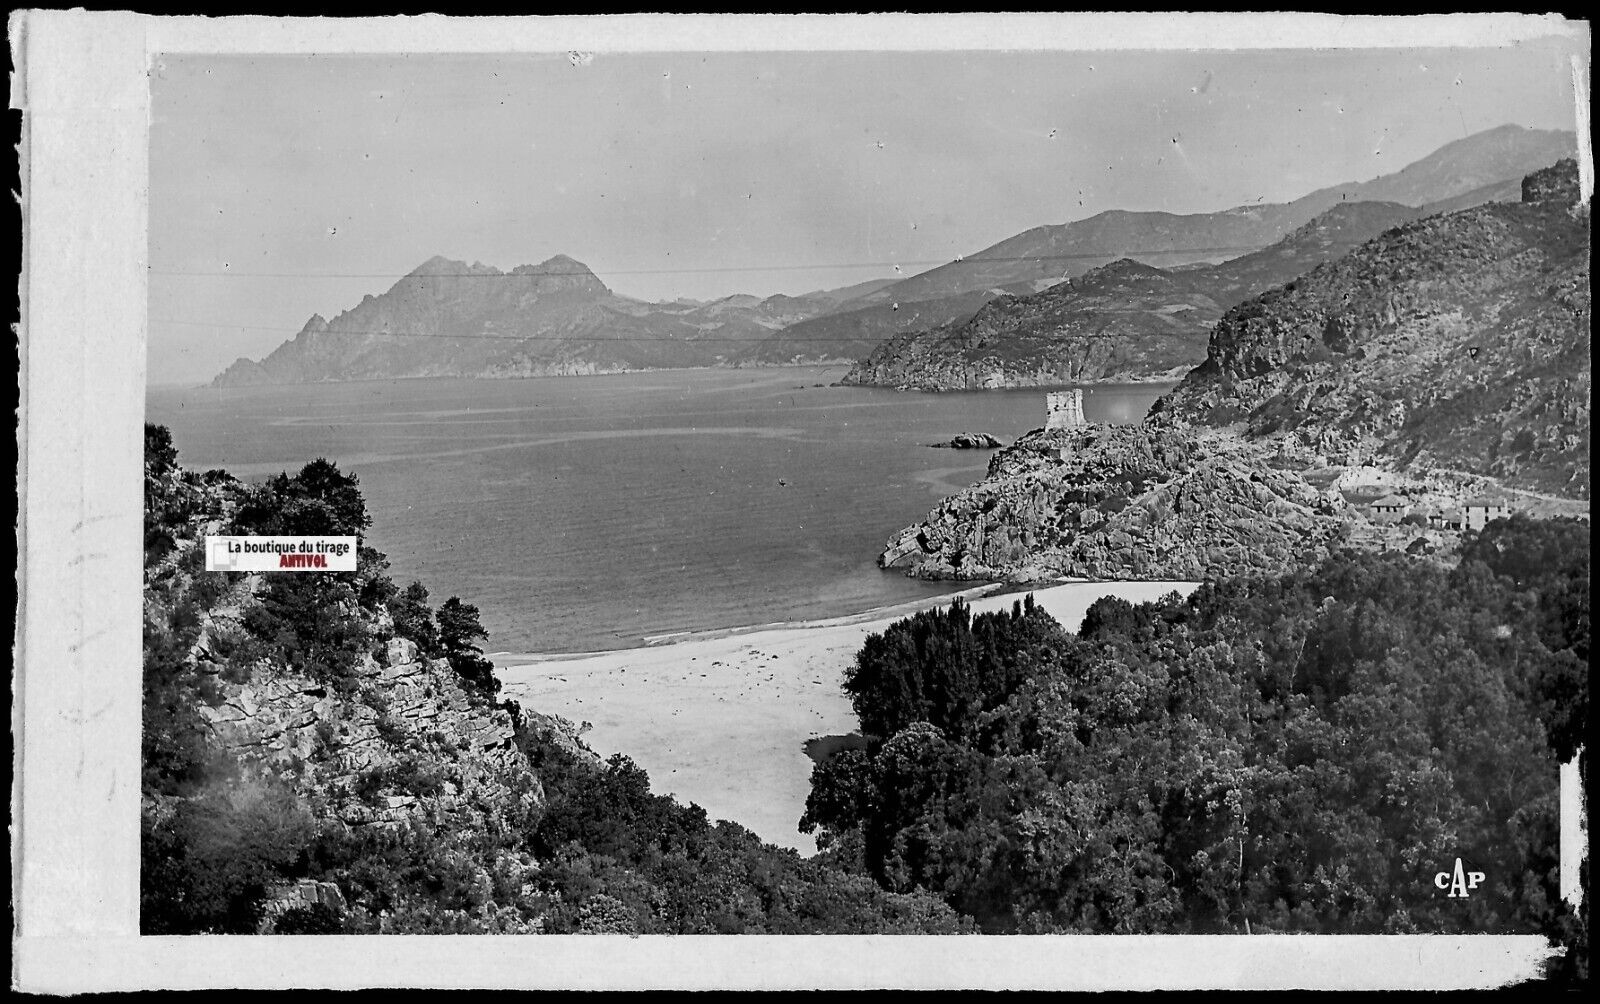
1153 159 1590 498
141 432 968 935
141 485 594 931
880 423 1352 582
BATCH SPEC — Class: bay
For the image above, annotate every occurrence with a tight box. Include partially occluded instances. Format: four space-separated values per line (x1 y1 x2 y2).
147 366 1170 654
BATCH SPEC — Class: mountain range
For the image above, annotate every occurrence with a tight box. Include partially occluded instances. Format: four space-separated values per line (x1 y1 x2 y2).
839 199 1431 389
212 125 1576 386
747 125 1574 366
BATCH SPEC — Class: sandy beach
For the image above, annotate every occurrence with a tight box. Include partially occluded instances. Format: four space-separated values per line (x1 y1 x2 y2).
494 579 1198 855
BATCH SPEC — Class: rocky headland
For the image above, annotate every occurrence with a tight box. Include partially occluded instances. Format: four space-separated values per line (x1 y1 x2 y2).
880 159 1590 584
881 422 1351 581
1153 159 1590 499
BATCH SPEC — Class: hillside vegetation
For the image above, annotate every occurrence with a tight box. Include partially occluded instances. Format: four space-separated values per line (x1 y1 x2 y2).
141 424 965 934
812 525 1587 954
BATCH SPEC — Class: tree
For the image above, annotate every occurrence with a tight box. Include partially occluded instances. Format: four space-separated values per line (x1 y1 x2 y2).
389 581 441 657
144 423 195 563
799 748 876 843
231 458 371 538
844 596 1065 740
144 423 178 480
242 574 371 689
815 539 1581 937
437 597 499 699
288 457 372 536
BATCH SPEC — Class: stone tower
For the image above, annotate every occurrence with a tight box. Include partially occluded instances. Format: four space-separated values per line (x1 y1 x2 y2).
1046 389 1086 430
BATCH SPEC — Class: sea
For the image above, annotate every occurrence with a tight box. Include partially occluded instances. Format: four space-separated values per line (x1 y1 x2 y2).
147 366 1171 654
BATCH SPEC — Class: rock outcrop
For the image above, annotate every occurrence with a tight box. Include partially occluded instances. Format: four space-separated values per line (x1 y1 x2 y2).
1522 157 1583 205
934 432 1004 449
1153 159 1591 498
881 423 1351 582
193 632 536 835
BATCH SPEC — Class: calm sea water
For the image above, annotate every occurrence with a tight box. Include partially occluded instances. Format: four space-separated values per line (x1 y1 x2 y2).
147 367 1169 653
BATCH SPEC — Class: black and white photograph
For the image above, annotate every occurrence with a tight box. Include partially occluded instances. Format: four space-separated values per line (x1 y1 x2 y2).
13 11 1592 991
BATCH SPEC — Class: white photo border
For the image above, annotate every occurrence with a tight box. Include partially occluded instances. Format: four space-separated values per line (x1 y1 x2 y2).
12 10 1591 991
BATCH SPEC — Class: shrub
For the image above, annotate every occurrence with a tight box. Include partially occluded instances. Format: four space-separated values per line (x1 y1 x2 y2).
273 902 346 934
140 772 316 934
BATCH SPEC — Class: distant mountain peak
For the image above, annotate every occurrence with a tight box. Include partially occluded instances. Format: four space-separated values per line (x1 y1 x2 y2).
210 252 868 385
513 254 595 277
408 255 472 277
1442 121 1562 147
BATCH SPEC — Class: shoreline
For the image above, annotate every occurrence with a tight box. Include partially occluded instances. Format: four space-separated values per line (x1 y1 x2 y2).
493 578 1198 856
487 579 1018 664
181 361 858 393
163 364 1182 395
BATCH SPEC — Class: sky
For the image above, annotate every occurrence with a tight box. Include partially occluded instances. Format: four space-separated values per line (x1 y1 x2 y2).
148 40 1586 385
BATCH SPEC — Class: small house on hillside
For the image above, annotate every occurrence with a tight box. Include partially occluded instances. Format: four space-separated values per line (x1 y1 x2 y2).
1462 497 1512 531
1430 510 1467 532
1368 494 1410 524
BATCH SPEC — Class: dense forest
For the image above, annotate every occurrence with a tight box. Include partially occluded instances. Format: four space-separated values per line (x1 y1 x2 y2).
806 518 1587 972
141 424 965 934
